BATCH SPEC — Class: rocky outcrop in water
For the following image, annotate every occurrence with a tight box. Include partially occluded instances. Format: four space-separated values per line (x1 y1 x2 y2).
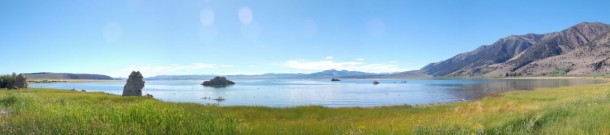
201 76 235 86
122 71 145 96
13 74 27 89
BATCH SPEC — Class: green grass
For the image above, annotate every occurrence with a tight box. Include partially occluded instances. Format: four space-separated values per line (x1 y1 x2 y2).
3 82 610 134
0 90 237 134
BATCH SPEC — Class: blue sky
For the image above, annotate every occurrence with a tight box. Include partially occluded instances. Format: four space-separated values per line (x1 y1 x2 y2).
1 0 610 77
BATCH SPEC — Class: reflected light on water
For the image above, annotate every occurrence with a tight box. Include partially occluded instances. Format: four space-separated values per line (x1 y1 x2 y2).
31 79 605 107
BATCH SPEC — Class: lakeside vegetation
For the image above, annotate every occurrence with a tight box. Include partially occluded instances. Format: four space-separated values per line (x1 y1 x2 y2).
0 73 17 89
2 82 610 134
0 73 27 89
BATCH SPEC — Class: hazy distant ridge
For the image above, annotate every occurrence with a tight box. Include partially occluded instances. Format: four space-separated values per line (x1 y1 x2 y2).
25 72 114 80
146 69 381 80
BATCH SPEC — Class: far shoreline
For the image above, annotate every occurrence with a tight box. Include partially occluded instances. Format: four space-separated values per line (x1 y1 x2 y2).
25 76 610 84
28 79 123 83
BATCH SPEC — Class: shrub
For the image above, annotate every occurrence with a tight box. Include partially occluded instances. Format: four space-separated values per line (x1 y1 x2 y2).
0 73 17 89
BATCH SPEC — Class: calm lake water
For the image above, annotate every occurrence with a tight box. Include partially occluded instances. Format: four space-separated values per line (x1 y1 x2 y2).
30 79 605 107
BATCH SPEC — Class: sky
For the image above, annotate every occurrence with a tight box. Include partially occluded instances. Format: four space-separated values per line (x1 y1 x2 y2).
1 0 610 77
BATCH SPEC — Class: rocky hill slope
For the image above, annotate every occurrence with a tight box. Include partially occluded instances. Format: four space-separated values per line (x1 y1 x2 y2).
419 22 610 77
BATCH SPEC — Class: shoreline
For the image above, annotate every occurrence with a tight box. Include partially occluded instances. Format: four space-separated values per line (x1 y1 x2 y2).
18 81 610 109
3 82 610 133
25 76 609 108
499 76 610 80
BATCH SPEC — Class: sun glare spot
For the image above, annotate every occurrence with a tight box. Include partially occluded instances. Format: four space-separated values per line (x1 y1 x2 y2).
200 8 215 26
238 6 253 25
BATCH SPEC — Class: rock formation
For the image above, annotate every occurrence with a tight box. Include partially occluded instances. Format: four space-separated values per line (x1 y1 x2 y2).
201 76 235 86
373 81 380 85
122 71 145 96
13 74 27 89
331 78 340 81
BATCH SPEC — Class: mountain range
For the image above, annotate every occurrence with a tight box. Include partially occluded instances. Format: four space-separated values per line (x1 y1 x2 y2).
407 22 610 77
146 69 381 80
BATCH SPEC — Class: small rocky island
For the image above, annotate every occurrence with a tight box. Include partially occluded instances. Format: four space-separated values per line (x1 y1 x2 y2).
331 78 340 81
202 76 235 86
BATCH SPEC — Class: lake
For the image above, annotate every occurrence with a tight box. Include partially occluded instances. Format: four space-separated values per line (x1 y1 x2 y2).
30 78 605 107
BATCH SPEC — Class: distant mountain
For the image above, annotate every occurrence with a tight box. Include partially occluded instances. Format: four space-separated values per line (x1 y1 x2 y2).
303 69 377 78
383 70 432 78
25 72 114 80
419 22 610 77
145 69 380 80
146 75 217 80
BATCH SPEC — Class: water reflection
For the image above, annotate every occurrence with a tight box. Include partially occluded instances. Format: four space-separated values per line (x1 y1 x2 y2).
30 79 605 107
437 79 606 101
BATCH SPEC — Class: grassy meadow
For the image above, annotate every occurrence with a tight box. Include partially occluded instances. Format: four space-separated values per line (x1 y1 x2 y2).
2 82 610 134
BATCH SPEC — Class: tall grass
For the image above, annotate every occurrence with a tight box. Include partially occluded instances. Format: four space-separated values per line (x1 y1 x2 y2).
2 82 610 134
0 90 238 134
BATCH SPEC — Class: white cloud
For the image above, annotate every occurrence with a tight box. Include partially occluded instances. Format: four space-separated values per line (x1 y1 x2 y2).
356 58 365 61
325 56 333 60
284 59 407 73
114 63 233 77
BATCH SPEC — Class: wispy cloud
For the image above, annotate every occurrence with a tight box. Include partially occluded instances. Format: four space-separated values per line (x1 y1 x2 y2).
284 59 407 73
113 63 233 77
